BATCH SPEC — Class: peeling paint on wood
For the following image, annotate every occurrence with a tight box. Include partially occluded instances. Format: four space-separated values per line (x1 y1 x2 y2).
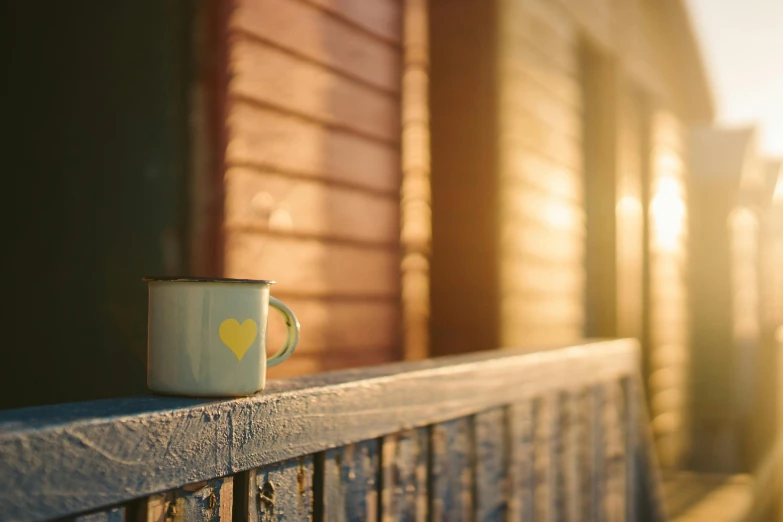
430 417 473 522
381 428 427 521
322 439 380 521
142 492 175 522
474 408 508 521
508 400 535 522
172 477 233 522
246 456 314 521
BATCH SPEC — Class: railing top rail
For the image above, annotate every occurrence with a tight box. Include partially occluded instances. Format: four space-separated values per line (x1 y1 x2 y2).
0 339 638 522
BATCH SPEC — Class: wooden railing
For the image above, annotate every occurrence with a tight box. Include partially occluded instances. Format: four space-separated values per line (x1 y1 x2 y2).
0 339 664 522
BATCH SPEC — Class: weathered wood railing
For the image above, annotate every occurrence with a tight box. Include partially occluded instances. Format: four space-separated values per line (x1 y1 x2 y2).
0 339 664 522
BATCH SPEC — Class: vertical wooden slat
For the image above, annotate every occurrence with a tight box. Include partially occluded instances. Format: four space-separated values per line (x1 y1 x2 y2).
381 428 428 521
533 395 555 522
578 386 597 521
623 377 639 522
323 440 380 521
508 400 535 522
562 390 585 522
474 408 508 521
144 492 175 522
173 477 233 522
604 381 627 522
142 477 233 522
430 417 474 521
72 507 126 522
246 456 314 521
592 384 606 522
551 393 567 522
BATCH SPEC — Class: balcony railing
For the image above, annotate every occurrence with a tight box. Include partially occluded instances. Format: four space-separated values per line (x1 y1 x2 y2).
0 339 664 522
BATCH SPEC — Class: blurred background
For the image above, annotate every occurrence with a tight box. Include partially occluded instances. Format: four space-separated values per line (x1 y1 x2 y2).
2 0 781 519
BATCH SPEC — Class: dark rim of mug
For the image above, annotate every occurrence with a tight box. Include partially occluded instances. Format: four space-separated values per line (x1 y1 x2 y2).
142 276 275 284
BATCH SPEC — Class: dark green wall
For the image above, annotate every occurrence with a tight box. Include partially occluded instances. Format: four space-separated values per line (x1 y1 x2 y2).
3 2 191 409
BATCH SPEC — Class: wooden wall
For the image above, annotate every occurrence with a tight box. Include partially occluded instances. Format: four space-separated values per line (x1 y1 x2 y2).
219 0 404 376
496 0 586 346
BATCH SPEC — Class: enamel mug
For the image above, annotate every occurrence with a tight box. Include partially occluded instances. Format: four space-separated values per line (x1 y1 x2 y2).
143 277 299 397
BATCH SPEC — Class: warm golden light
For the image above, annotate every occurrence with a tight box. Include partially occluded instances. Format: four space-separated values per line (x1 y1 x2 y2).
773 174 783 203
651 177 686 252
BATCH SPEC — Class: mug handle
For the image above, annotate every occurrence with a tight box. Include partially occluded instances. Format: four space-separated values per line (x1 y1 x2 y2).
267 296 300 367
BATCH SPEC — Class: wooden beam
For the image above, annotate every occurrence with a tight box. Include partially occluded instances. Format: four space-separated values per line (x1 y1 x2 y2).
0 339 637 522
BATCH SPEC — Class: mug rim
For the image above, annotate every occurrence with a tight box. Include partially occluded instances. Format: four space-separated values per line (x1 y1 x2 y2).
143 276 275 285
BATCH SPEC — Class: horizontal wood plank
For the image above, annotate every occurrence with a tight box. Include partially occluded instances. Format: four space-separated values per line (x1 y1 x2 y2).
500 45 581 109
224 167 399 245
266 349 400 379
230 39 400 142
501 114 583 170
264 297 399 356
227 102 400 193
224 231 399 297
305 0 401 43
231 0 401 92
500 150 582 204
0 340 639 522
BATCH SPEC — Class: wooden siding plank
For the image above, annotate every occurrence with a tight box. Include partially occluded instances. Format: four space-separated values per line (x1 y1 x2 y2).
246 456 314 521
226 102 400 194
501 45 581 109
508 401 535 522
474 408 508 521
224 168 398 245
381 428 428 521
430 417 473 521
322 440 380 521
305 0 401 43
231 0 400 92
501 149 581 204
500 115 583 170
230 39 400 142
72 507 125 522
501 80 581 139
267 350 399 380
224 231 399 297
500 257 584 297
263 298 399 357
0 340 639 522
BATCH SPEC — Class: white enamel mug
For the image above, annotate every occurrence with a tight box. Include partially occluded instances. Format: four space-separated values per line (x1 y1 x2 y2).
143 277 299 397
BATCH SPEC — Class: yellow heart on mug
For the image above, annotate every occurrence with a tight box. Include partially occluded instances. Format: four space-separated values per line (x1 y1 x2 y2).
219 318 258 361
